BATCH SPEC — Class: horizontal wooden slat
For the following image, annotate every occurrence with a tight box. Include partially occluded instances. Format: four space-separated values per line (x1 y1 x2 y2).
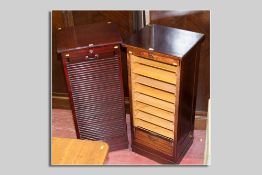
78 123 126 132
134 93 175 113
79 132 125 141
133 55 178 73
134 83 175 103
68 71 119 81
134 111 174 131
68 56 117 66
80 132 127 141
75 105 124 114
135 102 174 122
134 119 174 139
70 79 120 88
68 65 119 74
76 111 125 122
133 63 177 85
73 101 123 110
133 74 176 93
72 92 121 101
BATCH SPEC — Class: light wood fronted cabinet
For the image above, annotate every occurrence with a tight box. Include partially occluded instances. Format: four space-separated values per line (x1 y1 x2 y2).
123 24 204 164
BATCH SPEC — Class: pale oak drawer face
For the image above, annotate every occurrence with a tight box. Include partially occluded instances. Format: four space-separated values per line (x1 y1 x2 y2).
133 63 177 85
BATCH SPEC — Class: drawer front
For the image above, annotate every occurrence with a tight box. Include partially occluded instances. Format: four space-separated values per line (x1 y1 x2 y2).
133 63 177 85
134 111 174 131
134 92 175 113
134 128 173 156
133 118 174 139
134 83 176 103
133 55 178 73
133 74 176 94
62 45 119 63
135 101 174 122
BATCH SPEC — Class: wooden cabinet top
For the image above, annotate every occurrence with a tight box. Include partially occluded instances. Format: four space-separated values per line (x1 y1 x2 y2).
123 24 204 59
56 22 122 53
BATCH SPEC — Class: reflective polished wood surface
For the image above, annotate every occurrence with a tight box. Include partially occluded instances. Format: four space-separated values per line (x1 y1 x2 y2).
123 24 204 59
56 22 122 53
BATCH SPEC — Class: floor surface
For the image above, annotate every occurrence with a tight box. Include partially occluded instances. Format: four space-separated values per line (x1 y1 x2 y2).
52 108 206 165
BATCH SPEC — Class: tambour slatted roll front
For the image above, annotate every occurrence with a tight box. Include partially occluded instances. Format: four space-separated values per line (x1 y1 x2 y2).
56 22 128 151
123 24 204 163
131 55 176 140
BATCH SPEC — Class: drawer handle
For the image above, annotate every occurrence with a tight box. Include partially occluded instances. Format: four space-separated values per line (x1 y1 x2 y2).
85 54 99 60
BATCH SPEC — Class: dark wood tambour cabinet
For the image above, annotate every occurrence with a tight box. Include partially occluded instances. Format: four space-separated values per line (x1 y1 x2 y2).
123 24 204 163
56 22 128 151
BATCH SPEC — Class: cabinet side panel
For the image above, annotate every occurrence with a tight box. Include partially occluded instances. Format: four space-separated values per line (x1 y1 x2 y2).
127 50 135 145
61 57 80 138
176 46 200 161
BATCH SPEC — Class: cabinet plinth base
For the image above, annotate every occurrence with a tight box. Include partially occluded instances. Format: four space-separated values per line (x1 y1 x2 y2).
132 136 194 164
